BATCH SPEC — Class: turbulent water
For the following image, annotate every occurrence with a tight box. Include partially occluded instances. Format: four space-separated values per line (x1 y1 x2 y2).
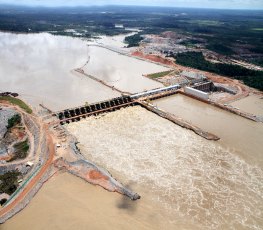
1 31 263 229
66 106 263 230
153 94 263 167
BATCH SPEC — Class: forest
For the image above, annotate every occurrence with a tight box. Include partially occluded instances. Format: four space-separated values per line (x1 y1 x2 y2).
175 52 263 90
124 34 144 47
0 5 262 89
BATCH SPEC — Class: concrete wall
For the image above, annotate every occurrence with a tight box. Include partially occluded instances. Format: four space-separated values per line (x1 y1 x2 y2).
184 87 209 100
192 81 215 93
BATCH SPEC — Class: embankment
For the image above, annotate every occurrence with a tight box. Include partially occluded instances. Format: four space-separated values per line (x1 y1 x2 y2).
178 91 262 122
54 157 140 200
139 101 220 141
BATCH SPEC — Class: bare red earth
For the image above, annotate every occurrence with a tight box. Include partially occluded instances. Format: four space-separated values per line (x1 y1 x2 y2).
132 51 176 66
88 170 109 180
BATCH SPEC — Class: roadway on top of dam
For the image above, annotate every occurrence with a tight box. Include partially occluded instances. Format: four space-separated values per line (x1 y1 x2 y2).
54 84 183 124
53 79 262 126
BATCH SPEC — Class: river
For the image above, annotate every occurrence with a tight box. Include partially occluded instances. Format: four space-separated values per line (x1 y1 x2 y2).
154 94 263 167
1 32 263 230
4 105 263 229
33 106 261 230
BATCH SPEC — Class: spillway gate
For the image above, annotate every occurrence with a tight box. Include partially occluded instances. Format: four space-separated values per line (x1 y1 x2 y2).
55 96 136 124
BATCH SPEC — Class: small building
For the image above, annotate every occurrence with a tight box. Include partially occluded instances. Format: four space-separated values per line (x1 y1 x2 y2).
56 143 61 148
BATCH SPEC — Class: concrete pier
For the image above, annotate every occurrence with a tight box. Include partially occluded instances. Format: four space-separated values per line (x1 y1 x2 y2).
56 96 135 124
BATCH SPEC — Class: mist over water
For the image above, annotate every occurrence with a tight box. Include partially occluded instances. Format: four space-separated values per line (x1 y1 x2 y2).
67 106 263 229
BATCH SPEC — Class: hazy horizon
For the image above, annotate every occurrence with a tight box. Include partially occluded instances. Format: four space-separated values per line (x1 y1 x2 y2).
0 0 263 10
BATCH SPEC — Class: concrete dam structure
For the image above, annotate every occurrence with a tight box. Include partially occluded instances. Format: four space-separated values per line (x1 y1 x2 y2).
192 81 215 93
55 84 182 124
56 96 136 124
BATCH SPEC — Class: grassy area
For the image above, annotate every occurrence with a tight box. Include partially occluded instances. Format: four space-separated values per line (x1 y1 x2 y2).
7 114 21 129
0 96 32 114
0 171 21 196
147 70 173 79
8 139 30 162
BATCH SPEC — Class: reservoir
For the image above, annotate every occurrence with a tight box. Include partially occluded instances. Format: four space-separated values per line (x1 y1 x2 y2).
0 32 165 111
82 46 164 93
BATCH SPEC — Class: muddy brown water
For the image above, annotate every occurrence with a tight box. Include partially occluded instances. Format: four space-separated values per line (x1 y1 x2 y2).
0 32 165 111
2 101 263 230
230 94 263 116
48 106 262 230
1 95 263 230
2 172 198 230
154 94 263 168
0 32 120 111
82 46 165 93
1 32 263 229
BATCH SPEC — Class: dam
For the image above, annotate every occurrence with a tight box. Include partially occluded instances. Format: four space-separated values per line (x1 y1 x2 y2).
55 84 181 124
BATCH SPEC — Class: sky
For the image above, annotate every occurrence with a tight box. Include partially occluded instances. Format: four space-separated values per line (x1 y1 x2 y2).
0 0 263 10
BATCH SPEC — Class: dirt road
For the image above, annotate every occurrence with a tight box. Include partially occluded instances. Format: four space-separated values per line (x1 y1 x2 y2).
0 125 55 217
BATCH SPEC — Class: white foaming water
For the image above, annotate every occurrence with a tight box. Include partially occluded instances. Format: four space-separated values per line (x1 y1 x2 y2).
66 106 263 229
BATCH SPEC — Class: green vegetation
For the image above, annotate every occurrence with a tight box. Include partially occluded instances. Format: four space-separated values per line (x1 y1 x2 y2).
206 43 234 55
0 6 262 58
125 34 144 47
7 114 21 129
8 139 30 162
0 6 262 89
249 46 263 54
179 39 203 47
188 20 224 26
0 6 129 37
251 58 263 67
0 171 21 195
175 52 263 91
147 70 173 79
0 96 32 114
